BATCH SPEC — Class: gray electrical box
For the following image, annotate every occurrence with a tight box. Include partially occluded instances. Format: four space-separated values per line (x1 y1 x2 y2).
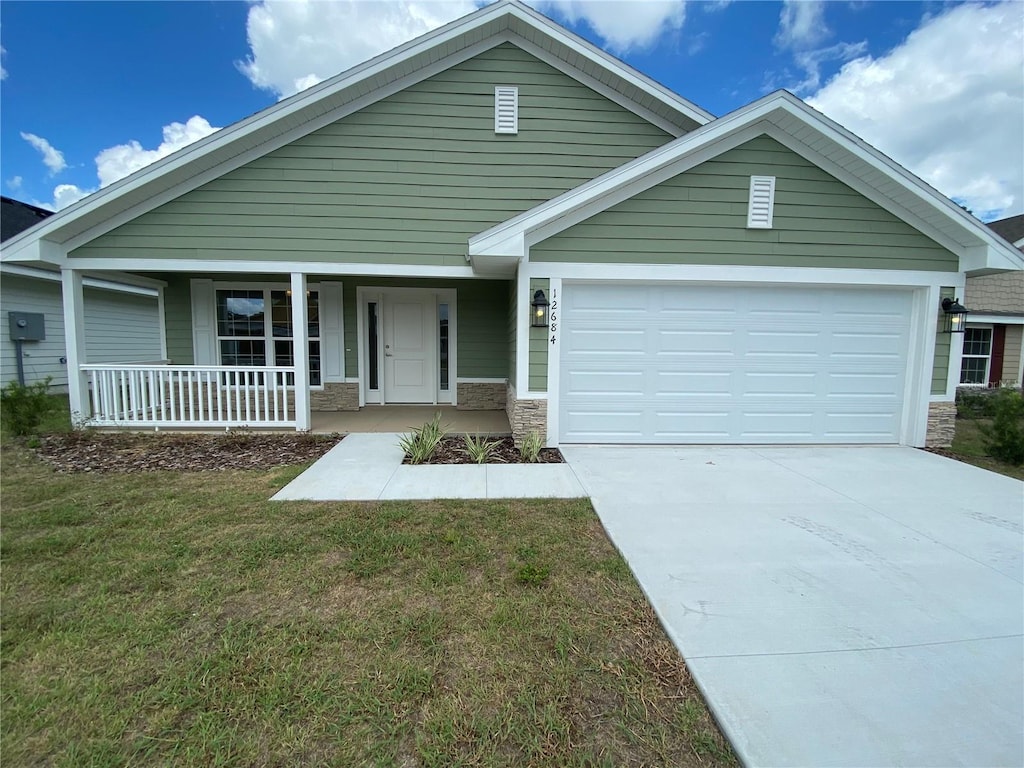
8 311 45 342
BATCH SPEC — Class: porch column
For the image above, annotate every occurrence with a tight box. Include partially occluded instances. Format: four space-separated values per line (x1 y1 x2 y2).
60 268 91 423
290 272 311 431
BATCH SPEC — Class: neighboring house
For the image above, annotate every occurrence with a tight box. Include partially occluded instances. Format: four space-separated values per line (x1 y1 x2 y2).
959 215 1024 388
1 1 1021 446
1 196 167 390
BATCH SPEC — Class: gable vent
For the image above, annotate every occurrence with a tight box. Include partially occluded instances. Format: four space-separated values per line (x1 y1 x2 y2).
747 175 776 229
494 86 518 134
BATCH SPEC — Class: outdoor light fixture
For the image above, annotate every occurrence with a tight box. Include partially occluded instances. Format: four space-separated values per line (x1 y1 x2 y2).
531 289 550 328
941 297 968 334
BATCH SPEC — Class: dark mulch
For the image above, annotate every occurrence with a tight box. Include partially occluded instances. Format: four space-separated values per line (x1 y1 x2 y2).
406 435 564 465
30 431 343 473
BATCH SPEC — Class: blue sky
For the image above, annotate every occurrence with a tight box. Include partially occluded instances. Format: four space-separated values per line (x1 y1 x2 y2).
1 1 1021 220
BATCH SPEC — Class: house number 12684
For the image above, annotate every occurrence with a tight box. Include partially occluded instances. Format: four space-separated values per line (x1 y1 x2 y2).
549 288 558 345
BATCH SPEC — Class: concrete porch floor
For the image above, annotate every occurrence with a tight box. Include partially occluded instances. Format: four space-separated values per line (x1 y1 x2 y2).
311 406 510 435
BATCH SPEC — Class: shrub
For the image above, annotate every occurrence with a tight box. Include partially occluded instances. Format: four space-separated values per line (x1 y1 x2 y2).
463 433 500 464
1 378 59 437
980 389 1024 465
398 412 447 464
519 430 544 463
956 389 993 420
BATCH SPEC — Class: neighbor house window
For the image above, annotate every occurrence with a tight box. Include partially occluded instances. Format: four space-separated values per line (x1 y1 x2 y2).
959 326 992 385
216 288 321 386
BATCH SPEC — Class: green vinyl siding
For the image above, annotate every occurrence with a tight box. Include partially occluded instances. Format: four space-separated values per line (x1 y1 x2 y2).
531 136 958 272
340 278 509 379
528 278 549 392
508 280 518 388
72 43 672 265
161 274 194 365
932 287 955 395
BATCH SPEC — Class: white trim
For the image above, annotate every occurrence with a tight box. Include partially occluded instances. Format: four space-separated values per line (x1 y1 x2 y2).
61 269 89 420
469 92 1024 274
190 279 216 365
958 324 993 387
545 277 562 447
0 263 162 296
157 286 168 361
494 85 518 134
63 259 479 279
291 273 311 431
521 261 959 288
906 287 934 445
746 175 775 229
966 314 1024 325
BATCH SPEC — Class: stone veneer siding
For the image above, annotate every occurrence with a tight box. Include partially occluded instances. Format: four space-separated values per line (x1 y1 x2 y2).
456 382 506 410
925 401 957 448
506 384 548 447
310 382 359 411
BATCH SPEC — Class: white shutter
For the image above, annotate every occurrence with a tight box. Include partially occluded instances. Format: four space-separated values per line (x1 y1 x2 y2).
494 86 518 134
190 279 216 364
319 281 344 381
747 175 776 229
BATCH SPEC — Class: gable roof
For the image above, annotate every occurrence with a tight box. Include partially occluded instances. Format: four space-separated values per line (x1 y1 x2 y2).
469 90 1024 276
0 0 711 263
986 214 1024 249
1 196 53 243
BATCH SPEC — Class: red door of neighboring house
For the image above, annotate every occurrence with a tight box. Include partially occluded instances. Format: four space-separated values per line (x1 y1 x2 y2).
989 324 1006 386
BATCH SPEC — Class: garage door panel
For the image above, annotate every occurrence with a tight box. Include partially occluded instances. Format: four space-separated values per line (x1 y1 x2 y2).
560 284 912 444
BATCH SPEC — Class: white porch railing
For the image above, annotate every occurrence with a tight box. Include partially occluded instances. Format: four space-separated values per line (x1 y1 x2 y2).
82 364 298 428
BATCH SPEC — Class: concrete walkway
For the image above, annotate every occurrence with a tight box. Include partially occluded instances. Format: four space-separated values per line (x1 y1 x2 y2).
272 433 586 501
563 445 1024 768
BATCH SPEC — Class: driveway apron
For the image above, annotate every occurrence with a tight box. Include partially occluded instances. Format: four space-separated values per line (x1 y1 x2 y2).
563 445 1024 768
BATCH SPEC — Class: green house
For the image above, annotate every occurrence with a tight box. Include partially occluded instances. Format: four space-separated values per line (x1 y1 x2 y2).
2 0 1020 447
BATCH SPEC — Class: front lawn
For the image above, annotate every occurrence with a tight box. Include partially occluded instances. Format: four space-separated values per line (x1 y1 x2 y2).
0 440 735 767
949 417 1024 481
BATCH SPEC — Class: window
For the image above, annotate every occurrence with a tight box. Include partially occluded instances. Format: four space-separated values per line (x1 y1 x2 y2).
439 303 449 391
494 86 518 134
216 288 321 385
747 175 776 228
960 327 992 385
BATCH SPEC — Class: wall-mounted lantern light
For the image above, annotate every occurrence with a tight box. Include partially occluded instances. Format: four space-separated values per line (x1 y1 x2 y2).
531 289 550 328
941 297 968 334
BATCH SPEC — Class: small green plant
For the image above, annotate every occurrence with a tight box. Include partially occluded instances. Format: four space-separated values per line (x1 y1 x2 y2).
398 411 447 464
515 562 550 586
463 433 500 464
519 430 544 463
956 389 992 420
1 377 59 437
979 388 1024 465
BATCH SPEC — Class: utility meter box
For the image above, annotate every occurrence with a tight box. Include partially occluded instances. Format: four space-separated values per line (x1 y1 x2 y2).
8 311 45 342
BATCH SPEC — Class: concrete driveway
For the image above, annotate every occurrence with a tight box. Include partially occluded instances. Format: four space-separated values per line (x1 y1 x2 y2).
562 445 1024 768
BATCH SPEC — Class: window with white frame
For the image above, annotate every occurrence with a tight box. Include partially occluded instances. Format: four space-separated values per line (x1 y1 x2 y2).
959 326 992 385
216 288 321 385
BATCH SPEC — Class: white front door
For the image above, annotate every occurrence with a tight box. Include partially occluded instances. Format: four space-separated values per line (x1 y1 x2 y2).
383 295 434 403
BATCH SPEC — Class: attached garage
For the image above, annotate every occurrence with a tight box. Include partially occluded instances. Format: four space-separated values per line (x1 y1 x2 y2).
559 283 914 444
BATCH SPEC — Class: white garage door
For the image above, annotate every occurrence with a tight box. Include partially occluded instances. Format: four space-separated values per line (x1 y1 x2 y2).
559 283 913 444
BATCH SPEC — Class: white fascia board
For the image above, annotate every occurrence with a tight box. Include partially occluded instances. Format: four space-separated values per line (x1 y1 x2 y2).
505 3 712 127
0 237 66 266
966 314 1024 325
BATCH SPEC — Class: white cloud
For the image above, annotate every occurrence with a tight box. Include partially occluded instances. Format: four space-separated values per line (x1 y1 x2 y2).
1 44 7 80
787 40 867 93
38 116 220 211
238 0 689 99
20 132 67 175
6 175 22 191
238 0 478 98
775 0 829 50
534 0 686 53
807 1 1024 219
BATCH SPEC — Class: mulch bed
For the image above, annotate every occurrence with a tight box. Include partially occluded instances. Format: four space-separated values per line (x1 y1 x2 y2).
30 431 343 474
407 435 564 465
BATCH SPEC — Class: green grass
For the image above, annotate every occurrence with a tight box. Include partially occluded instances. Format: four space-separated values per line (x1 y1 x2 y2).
950 417 1024 481
0 440 735 767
